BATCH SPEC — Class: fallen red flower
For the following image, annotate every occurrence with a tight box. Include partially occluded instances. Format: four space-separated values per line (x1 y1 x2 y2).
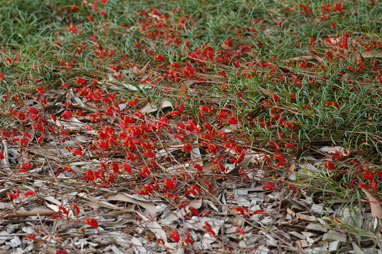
84 217 98 228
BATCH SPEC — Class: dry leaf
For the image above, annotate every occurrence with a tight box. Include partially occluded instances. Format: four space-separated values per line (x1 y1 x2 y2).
6 207 56 218
319 146 347 156
1 140 10 170
361 51 382 58
259 87 273 97
131 237 147 253
289 163 296 172
136 212 174 250
228 157 251 174
158 100 173 111
107 193 157 217
191 139 202 162
296 213 317 222
146 221 168 244
140 103 158 114
140 100 173 114
177 82 188 98
285 55 324 64
362 189 382 219
134 61 150 75
121 83 151 91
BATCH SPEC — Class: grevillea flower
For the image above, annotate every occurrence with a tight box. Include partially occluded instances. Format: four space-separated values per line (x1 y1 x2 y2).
23 190 35 197
72 148 83 156
202 222 216 236
61 110 72 119
6 188 20 199
163 177 177 190
324 101 339 109
323 160 336 170
236 227 245 234
184 229 193 245
71 204 80 215
193 163 203 172
262 181 275 190
84 217 98 228
169 229 180 242
56 250 68 254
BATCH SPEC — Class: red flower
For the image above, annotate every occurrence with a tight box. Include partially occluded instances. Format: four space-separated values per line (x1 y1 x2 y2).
346 65 355 72
262 181 275 190
68 24 77 33
99 11 107 18
169 230 180 242
6 188 20 199
333 3 343 12
72 148 83 156
121 162 132 173
61 110 72 119
273 153 286 167
163 177 177 190
37 135 45 145
84 217 98 228
228 114 238 124
71 204 80 215
224 37 234 47
236 227 245 234
139 167 151 177
84 170 95 181
193 163 203 172
182 143 192 153
272 93 278 102
184 229 193 245
154 54 165 61
323 160 336 170
23 190 35 197
239 169 249 179
56 250 68 254
202 222 216 236
325 101 339 109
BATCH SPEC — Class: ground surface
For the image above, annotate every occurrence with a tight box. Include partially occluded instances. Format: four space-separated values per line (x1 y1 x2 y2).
0 0 381 253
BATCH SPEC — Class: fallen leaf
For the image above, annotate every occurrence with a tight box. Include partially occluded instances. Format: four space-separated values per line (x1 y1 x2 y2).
107 193 157 218
158 100 173 111
131 237 147 253
191 139 202 162
146 221 168 243
136 212 174 250
177 82 187 98
258 87 274 97
285 55 324 64
140 103 158 114
140 100 173 114
121 83 151 91
296 213 317 222
319 146 347 156
6 207 56 217
362 189 382 219
134 61 150 75
228 158 251 174
361 51 382 58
